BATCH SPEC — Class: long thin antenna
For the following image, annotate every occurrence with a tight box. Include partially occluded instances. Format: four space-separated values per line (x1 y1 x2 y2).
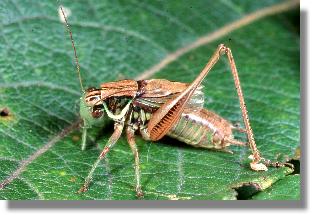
59 5 84 92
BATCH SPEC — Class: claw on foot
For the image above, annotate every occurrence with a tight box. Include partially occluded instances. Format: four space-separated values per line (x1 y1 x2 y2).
136 188 144 199
284 162 295 169
77 185 89 194
263 160 294 169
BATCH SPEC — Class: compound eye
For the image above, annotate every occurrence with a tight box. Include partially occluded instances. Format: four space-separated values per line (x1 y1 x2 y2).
91 109 103 118
87 96 100 102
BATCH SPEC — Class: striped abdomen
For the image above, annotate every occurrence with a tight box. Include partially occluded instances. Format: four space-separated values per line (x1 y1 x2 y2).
167 108 234 149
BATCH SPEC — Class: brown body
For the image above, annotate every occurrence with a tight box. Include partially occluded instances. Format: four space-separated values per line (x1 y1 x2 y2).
85 79 237 150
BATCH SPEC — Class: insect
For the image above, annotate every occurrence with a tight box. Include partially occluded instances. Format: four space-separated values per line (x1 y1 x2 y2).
60 6 288 198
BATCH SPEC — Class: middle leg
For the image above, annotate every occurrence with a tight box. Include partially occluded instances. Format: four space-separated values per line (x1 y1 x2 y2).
126 126 143 198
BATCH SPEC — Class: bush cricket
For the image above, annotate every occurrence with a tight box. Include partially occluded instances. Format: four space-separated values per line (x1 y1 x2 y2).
60 6 289 198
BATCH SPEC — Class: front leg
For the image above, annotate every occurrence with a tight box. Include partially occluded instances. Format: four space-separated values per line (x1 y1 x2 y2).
78 122 124 193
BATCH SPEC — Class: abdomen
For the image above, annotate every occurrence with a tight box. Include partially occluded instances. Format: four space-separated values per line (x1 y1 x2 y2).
167 108 234 149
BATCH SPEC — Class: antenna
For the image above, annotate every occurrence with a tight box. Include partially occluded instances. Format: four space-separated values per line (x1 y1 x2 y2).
59 5 85 92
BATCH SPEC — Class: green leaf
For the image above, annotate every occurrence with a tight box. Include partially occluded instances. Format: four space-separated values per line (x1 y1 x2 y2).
0 0 299 200
252 175 300 200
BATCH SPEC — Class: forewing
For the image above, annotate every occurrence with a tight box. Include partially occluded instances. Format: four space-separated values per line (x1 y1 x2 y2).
135 79 204 111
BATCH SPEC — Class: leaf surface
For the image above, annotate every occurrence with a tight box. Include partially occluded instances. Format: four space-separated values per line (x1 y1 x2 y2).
252 175 300 200
0 0 299 200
